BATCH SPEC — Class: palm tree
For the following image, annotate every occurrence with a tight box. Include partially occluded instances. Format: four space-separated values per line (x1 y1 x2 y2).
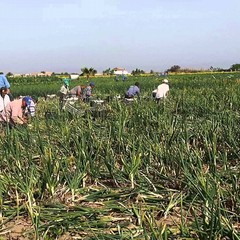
102 68 114 75
81 67 97 79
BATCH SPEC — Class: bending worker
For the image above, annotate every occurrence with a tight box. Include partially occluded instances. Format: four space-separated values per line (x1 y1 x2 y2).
153 79 170 103
125 82 140 99
69 85 83 98
0 96 35 127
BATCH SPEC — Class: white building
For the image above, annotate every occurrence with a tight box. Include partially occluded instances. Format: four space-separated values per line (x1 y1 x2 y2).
113 67 130 75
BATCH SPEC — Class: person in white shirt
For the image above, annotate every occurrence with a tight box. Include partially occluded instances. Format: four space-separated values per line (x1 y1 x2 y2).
0 87 11 113
153 79 170 103
59 78 70 109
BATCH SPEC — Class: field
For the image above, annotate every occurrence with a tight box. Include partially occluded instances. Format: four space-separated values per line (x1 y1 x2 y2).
0 73 240 239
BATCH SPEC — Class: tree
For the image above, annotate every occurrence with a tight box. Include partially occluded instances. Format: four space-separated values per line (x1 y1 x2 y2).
6 72 13 77
103 68 114 75
81 67 97 78
131 68 145 75
167 65 181 73
230 64 240 71
89 67 97 76
209 66 214 71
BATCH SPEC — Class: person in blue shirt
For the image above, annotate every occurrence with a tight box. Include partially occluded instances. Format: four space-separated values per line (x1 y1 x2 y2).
82 82 95 102
0 72 10 89
27 96 38 118
125 82 140 99
0 72 13 100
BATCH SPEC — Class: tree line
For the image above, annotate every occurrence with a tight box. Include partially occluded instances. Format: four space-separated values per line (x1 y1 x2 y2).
5 63 240 78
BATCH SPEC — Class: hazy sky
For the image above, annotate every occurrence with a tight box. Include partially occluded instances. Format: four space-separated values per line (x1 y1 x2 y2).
1 0 240 74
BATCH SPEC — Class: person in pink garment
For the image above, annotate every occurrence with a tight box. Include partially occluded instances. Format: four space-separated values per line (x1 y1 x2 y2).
0 96 33 127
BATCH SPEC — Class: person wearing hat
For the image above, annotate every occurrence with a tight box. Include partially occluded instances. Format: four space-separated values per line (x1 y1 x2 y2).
60 78 70 95
59 78 70 109
82 82 95 102
153 79 170 103
0 96 33 127
24 95 38 118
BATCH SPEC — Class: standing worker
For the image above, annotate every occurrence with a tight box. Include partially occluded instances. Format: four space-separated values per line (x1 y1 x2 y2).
59 78 70 109
0 72 13 100
60 78 70 95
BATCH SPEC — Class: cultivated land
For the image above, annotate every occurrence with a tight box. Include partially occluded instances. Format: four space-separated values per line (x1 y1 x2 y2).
0 73 240 239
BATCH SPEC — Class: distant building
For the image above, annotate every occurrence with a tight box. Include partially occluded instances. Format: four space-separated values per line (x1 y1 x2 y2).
29 72 53 77
13 73 22 77
113 67 130 75
29 72 38 77
45 71 53 76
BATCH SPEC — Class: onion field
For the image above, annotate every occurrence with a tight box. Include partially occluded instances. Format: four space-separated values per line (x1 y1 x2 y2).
0 73 240 239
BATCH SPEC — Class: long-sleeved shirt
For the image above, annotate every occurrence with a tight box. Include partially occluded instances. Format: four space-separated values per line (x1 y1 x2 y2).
70 86 82 96
60 85 69 95
82 86 92 98
28 100 36 117
0 94 10 112
0 74 10 89
126 85 140 98
0 99 26 125
155 83 169 99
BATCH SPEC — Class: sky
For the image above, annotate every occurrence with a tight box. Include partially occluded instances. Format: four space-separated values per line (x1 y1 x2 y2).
1 0 240 74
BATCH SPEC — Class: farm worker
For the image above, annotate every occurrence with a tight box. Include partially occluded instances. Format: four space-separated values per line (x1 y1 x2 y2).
69 85 83 97
0 96 33 127
122 75 127 81
60 78 70 95
0 87 11 113
59 78 70 109
0 72 10 92
153 79 169 103
0 72 13 101
25 95 38 117
125 82 140 99
82 82 95 102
